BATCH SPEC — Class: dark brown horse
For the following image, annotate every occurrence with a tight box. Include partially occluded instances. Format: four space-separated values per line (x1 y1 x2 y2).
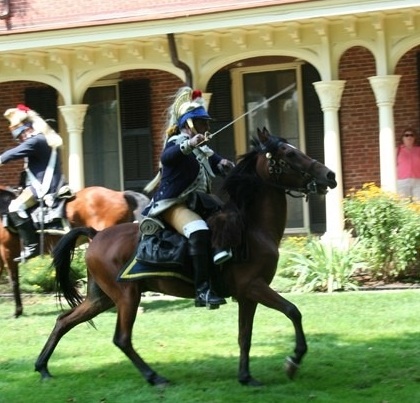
0 185 149 318
35 128 337 386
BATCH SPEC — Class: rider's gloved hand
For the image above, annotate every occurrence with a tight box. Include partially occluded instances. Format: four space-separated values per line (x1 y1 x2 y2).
188 134 206 148
218 159 235 176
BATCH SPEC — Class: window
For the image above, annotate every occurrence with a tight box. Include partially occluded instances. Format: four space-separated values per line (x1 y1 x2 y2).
232 63 308 232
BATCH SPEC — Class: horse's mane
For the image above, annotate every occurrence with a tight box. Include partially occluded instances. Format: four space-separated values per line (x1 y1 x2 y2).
208 138 265 249
221 137 266 211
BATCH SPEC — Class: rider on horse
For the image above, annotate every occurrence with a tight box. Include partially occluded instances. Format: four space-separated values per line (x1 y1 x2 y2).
1 104 63 262
142 87 235 308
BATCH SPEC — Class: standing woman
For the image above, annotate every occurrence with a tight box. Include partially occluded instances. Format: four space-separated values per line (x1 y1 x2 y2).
396 127 420 200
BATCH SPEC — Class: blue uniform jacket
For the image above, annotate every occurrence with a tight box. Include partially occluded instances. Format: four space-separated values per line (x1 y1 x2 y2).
0 133 62 196
142 134 223 217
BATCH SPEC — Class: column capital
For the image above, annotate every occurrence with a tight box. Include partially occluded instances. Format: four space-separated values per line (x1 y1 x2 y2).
368 75 401 107
59 104 89 132
313 80 346 112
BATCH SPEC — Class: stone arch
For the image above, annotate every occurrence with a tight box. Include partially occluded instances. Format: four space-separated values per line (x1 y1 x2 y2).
197 48 325 90
334 40 377 78
391 36 420 73
0 75 64 99
73 64 185 103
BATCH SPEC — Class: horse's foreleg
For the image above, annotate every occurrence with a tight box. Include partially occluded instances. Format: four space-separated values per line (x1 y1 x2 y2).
113 289 169 387
237 299 262 386
246 279 307 380
35 294 114 380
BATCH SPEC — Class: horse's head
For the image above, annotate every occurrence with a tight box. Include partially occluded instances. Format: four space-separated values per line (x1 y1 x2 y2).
255 127 337 195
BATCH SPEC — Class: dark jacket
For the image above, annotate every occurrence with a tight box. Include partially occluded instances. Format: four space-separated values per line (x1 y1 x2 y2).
142 134 223 217
0 133 62 196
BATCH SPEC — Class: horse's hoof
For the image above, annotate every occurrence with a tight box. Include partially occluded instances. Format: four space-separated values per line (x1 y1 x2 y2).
239 376 263 387
149 374 170 387
40 372 54 381
284 356 300 380
35 366 53 381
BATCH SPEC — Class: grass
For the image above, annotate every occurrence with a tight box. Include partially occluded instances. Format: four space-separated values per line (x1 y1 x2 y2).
0 291 419 403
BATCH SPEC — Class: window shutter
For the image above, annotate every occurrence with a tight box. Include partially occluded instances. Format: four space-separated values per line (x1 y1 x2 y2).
302 63 326 233
24 87 58 132
119 79 152 192
207 71 235 195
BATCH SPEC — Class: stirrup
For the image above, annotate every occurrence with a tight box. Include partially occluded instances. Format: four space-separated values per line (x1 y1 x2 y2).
213 248 233 265
14 244 40 263
195 289 226 310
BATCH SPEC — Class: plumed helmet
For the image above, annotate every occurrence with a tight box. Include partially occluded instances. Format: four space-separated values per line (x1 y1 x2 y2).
3 104 63 147
4 104 33 139
170 87 211 129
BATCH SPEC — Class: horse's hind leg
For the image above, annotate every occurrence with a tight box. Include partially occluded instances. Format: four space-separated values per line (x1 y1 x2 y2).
34 284 114 380
112 287 169 386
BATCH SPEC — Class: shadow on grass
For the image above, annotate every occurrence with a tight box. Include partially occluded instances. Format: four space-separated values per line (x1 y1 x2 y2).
2 332 420 403
0 294 198 320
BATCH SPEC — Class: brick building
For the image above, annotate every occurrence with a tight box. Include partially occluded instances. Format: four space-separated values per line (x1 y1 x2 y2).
0 0 419 237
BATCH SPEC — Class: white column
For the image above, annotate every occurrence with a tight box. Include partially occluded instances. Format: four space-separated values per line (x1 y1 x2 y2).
59 104 88 191
368 75 401 193
313 80 346 241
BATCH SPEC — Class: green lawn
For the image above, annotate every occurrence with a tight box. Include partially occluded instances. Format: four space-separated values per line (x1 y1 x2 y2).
1 290 419 403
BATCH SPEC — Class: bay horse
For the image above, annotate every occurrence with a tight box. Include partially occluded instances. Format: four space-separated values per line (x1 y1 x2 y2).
35 128 337 386
0 185 149 318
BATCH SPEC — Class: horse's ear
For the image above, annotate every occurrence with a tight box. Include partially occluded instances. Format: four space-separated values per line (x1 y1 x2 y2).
258 127 269 143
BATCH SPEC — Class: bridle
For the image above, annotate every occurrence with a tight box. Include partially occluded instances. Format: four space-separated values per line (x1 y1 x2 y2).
263 145 323 199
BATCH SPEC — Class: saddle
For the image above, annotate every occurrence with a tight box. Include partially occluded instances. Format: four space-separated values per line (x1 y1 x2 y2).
19 185 75 235
136 192 246 268
29 185 76 235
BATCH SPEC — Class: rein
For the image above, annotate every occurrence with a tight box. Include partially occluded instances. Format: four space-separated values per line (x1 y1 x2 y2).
264 150 320 199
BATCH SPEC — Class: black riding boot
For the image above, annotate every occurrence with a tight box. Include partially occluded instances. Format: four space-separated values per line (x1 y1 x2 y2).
189 230 226 309
8 212 40 262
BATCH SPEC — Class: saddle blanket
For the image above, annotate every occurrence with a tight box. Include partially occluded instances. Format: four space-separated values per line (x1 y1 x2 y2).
118 253 194 283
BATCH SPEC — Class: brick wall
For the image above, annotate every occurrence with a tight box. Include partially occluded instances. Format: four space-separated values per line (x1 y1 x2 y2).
339 46 379 195
0 81 32 187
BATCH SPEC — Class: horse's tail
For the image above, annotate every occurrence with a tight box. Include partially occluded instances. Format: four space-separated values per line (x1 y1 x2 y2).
53 227 98 308
123 190 150 222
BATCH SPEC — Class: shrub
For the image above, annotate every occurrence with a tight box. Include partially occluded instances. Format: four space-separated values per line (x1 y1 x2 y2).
284 236 362 293
276 235 361 293
19 246 87 293
343 183 420 279
275 236 311 292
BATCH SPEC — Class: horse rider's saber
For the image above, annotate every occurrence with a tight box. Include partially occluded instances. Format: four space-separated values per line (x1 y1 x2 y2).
200 82 297 145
